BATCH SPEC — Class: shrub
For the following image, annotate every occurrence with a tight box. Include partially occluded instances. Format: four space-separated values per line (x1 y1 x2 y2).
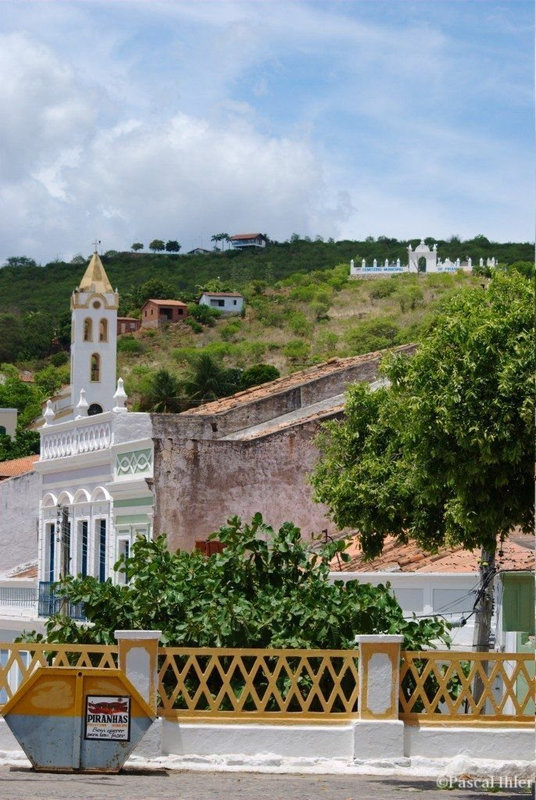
188 303 221 326
240 364 280 389
50 351 69 367
286 311 312 337
368 279 396 299
117 336 145 354
184 318 203 334
220 320 243 341
345 317 400 354
284 339 310 362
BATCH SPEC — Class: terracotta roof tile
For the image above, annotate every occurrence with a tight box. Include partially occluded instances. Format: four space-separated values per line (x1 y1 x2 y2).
0 454 39 478
143 299 187 307
334 533 534 574
183 349 412 417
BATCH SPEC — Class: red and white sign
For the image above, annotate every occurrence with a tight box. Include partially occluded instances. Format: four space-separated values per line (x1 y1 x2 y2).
85 695 131 741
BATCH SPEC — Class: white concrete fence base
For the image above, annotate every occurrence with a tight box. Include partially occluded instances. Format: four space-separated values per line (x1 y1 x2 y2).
0 632 533 775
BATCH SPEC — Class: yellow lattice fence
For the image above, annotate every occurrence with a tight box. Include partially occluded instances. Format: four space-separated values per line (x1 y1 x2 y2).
400 651 535 726
0 643 118 705
157 648 360 722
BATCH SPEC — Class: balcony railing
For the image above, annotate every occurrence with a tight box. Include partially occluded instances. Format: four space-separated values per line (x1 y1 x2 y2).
38 582 86 620
40 416 113 461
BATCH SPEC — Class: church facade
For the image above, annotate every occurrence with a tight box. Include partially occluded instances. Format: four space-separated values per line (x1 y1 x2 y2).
1 251 402 625
34 252 154 609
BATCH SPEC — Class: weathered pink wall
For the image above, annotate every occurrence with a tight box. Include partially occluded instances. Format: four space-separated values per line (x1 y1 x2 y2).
152 413 343 552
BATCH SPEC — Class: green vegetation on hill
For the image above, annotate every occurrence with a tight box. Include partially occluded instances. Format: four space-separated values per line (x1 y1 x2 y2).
0 237 532 430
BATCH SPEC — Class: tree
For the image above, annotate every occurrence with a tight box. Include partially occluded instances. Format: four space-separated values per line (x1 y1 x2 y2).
3 256 37 268
0 429 40 462
210 233 229 251
131 242 144 252
27 515 449 650
0 314 24 362
139 369 184 413
135 279 176 307
0 370 44 427
183 353 232 406
149 239 165 253
165 240 181 253
240 364 280 390
311 272 534 651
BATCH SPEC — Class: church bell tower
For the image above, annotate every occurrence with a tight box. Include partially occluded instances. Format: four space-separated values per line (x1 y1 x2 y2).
70 251 118 416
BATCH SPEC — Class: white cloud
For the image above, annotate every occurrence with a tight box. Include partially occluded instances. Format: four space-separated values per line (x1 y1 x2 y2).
0 1 532 264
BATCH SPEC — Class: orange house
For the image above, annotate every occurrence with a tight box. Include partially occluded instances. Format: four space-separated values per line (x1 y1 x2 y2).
141 299 188 329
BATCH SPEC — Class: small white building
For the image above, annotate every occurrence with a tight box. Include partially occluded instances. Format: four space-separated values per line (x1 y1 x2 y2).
350 239 496 278
0 409 17 439
198 292 244 315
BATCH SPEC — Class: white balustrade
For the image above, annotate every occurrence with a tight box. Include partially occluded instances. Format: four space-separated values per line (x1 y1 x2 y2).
40 417 113 461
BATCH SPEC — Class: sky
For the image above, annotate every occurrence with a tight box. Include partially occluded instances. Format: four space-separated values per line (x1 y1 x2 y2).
0 0 533 264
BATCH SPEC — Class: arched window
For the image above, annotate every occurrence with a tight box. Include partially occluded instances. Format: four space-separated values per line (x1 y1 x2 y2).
90 353 100 382
99 318 108 342
83 318 93 341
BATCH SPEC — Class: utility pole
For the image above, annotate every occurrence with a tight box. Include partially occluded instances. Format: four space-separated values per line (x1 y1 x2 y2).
57 505 70 615
471 547 496 708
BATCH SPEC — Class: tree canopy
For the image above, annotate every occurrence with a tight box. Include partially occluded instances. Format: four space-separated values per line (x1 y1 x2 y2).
311 272 534 557
26 515 449 650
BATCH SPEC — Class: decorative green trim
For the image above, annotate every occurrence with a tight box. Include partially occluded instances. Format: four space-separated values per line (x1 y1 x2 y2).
115 448 153 476
115 514 150 524
114 497 153 508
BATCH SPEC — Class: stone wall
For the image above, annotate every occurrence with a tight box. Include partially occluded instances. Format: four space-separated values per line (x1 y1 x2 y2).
150 348 418 551
153 413 343 552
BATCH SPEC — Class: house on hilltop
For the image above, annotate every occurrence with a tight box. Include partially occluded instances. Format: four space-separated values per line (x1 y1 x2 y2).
229 233 268 250
141 299 188 329
198 291 244 315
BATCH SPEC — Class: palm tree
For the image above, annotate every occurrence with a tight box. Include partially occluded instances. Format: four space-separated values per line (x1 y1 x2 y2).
183 354 229 406
140 369 184 413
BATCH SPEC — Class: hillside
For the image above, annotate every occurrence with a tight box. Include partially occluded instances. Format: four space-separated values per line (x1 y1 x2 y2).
0 236 531 316
0 236 532 430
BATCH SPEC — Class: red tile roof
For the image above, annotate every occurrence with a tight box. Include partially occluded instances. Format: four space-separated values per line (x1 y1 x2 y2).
0 455 39 479
333 533 534 574
143 299 187 307
230 233 264 240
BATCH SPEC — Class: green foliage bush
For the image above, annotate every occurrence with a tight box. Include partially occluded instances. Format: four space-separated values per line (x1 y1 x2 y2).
286 310 312 337
284 339 310 362
184 318 203 334
220 320 243 341
50 351 69 367
187 303 221 326
117 336 146 355
368 279 396 299
29 515 450 650
345 317 400 354
240 364 280 389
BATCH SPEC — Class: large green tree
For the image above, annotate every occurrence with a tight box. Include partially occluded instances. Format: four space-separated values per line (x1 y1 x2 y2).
311 272 534 650
26 515 448 650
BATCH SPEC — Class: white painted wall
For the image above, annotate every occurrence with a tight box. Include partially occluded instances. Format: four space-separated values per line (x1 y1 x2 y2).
331 572 478 649
0 472 40 575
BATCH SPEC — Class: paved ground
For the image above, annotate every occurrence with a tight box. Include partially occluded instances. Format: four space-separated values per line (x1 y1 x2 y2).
0 767 533 800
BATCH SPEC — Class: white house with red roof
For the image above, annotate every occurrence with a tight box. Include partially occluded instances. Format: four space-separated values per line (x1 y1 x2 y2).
330 533 535 651
229 233 268 249
198 291 244 315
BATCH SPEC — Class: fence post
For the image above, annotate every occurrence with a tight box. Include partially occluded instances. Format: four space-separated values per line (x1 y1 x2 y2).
353 634 406 761
115 630 161 714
